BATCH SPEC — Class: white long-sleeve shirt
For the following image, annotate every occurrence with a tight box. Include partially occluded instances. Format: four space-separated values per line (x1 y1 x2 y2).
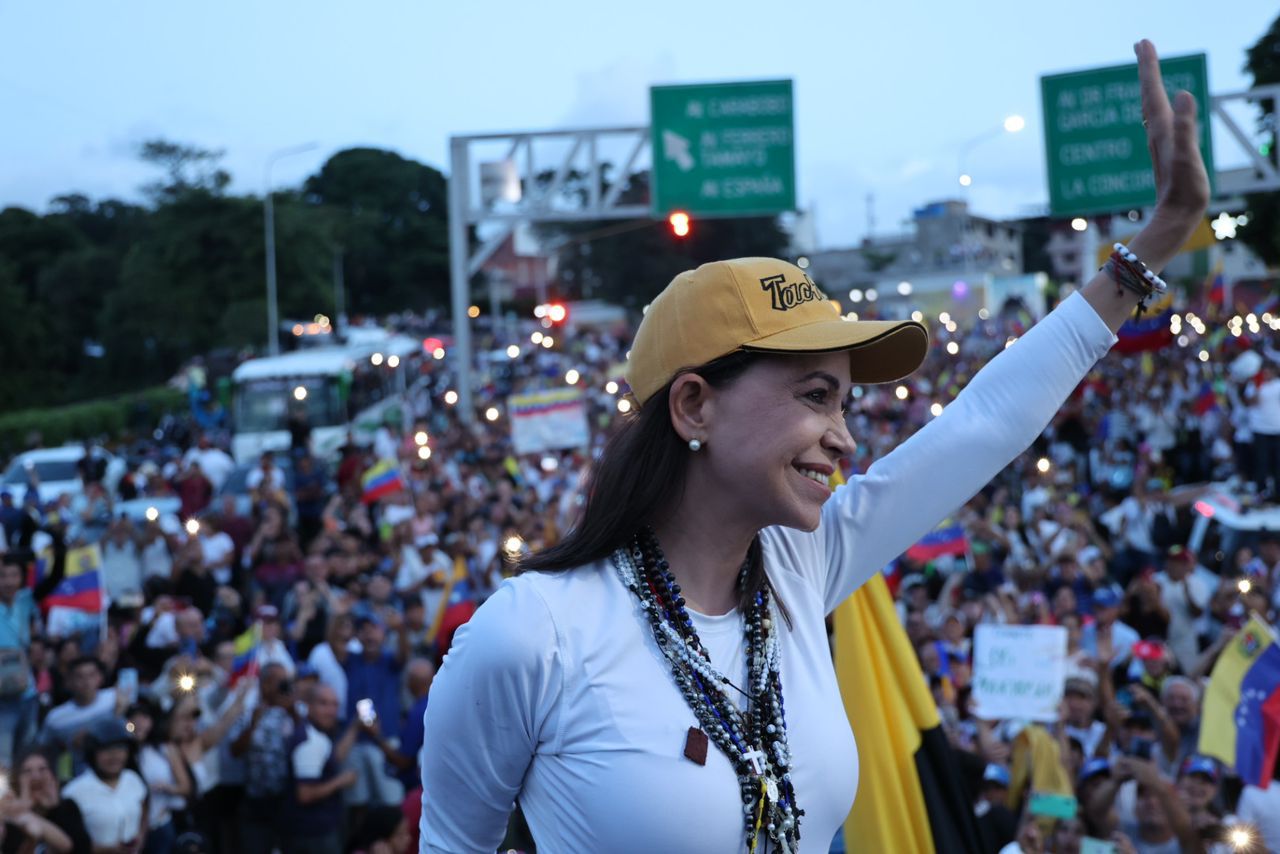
420 293 1116 853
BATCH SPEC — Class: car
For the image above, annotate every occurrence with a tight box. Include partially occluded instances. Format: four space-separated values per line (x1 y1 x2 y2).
1 446 126 504
115 496 183 526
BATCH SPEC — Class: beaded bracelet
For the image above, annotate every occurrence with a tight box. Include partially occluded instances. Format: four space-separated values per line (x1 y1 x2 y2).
1102 242 1168 319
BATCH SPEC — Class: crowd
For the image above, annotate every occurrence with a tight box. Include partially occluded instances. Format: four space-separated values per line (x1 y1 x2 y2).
865 300 1280 853
0 291 1277 853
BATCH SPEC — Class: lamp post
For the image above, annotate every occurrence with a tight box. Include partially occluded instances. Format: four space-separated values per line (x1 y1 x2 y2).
956 115 1024 272
263 143 319 356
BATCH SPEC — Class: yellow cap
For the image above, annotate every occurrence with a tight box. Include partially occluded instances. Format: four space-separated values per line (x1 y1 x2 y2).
625 257 929 405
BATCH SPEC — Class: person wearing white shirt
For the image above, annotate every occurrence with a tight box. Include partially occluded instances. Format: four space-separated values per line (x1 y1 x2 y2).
1154 547 1210 672
245 453 287 495
395 534 454 620
1249 363 1280 495
421 66 1208 848
40 657 121 773
63 718 150 851
184 437 235 491
199 522 237 586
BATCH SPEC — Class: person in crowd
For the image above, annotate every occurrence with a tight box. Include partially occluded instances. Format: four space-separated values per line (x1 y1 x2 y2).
168 683 250 844
127 701 192 854
1081 586 1141 664
0 747 91 853
62 717 149 853
1084 756 1202 854
344 613 410 809
292 455 330 549
230 663 297 854
39 656 123 774
347 805 412 854
245 506 303 608
0 530 66 765
175 460 214 521
308 613 355 711
284 684 359 854
973 762 1018 852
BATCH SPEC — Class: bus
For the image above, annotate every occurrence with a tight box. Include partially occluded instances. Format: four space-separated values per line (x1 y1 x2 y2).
230 334 423 463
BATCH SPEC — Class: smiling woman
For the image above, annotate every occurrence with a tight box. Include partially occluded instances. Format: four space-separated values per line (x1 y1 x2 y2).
420 39 1209 854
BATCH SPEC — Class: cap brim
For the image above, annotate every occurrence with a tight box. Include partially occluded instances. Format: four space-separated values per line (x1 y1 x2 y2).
741 318 929 385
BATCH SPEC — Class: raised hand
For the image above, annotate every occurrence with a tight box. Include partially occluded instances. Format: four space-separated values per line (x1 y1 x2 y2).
1134 39 1211 262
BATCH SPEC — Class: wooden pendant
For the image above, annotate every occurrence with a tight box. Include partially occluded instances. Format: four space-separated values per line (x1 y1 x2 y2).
683 727 708 765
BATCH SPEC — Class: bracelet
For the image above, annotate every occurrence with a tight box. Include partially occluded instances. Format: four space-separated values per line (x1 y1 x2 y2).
1102 242 1168 319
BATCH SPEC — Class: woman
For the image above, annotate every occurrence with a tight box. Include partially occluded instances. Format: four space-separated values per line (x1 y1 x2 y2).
167 685 249 843
245 505 304 607
421 41 1208 853
1 748 91 853
127 701 192 854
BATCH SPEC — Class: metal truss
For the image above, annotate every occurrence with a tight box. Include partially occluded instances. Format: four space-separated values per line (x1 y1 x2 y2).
1211 84 1280 197
447 126 652 421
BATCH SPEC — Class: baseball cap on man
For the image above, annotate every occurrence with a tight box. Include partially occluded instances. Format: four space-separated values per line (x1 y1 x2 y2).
1132 639 1167 661
625 258 928 405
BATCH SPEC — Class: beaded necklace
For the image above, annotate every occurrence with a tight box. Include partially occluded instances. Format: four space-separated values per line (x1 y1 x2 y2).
611 528 803 853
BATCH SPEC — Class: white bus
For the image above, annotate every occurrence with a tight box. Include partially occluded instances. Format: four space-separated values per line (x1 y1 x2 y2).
230 334 422 463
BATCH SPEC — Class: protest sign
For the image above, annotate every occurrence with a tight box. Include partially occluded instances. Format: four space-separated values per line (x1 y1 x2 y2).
972 624 1067 722
508 389 590 455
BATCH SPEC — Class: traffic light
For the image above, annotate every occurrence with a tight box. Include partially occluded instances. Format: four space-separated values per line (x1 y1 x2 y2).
668 210 691 238
534 303 568 327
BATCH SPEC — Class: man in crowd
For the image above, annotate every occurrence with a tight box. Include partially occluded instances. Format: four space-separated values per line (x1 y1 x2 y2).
231 663 298 854
285 684 359 854
39 656 123 773
343 613 410 809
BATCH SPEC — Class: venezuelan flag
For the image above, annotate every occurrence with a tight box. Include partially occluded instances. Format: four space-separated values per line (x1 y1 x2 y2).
36 545 104 614
1199 616 1280 787
229 623 261 686
1114 291 1175 354
907 522 969 563
361 459 405 505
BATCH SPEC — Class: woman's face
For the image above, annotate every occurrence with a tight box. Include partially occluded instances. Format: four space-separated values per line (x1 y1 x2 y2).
17 754 59 808
695 352 855 533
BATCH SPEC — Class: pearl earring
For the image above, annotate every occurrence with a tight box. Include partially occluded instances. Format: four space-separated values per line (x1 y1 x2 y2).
688 438 703 452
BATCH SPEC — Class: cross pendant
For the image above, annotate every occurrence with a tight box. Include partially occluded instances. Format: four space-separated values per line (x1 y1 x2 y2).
742 746 767 776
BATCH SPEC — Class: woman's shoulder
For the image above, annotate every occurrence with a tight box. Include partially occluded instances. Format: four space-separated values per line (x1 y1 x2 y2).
482 562 613 626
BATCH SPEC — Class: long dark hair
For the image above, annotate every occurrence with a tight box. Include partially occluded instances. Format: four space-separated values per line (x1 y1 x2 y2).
522 351 790 622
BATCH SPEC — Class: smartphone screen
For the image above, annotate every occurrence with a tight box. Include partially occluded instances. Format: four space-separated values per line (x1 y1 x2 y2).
118 668 139 704
356 698 377 725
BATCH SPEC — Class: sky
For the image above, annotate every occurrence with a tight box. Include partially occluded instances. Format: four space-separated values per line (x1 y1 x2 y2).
1 1 1274 249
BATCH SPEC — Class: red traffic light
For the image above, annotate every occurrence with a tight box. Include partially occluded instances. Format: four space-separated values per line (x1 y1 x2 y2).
668 211 691 238
535 303 568 326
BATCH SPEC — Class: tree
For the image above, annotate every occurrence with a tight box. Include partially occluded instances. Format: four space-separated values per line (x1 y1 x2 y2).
304 148 450 314
137 139 231 203
1239 14 1280 266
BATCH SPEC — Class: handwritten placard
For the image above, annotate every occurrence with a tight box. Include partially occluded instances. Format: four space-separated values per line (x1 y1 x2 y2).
971 625 1067 722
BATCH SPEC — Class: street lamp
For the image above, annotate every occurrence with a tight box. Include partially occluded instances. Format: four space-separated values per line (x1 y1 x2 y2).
956 115 1024 270
956 114 1025 188
264 142 319 356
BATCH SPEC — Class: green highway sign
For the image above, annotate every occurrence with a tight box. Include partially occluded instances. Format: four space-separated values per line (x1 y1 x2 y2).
1041 53 1214 217
649 79 796 217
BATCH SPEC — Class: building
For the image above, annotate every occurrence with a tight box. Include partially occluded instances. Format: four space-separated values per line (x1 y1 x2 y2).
808 199 1029 322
